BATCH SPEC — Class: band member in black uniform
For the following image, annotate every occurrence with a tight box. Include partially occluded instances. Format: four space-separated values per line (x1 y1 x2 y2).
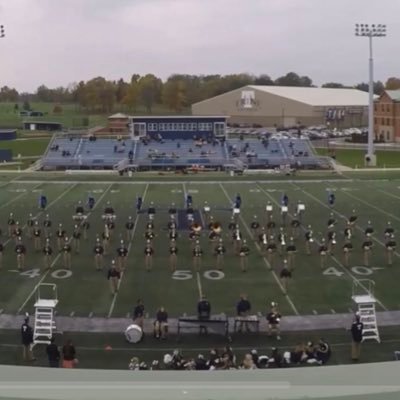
167 216 177 231
148 202 156 220
72 224 81 254
169 239 178 272
362 234 373 267
117 240 128 270
364 221 374 236
82 218 90 240
290 213 300 238
319 238 329 269
168 203 177 217
125 216 134 241
385 234 396 266
15 237 26 270
280 259 292 294
33 221 42 251
343 239 353 267
169 228 178 242
266 235 277 268
258 227 268 253
43 238 53 270
277 227 287 255
384 222 394 240
266 215 276 237
250 216 260 239
348 209 358 235
228 217 236 232
232 225 242 255
106 219 115 239
239 239 250 272
108 260 120 296
94 237 104 271
8 213 16 237
327 213 336 230
214 238 226 271
286 237 297 270
192 240 203 271
27 213 35 239
304 225 314 255
56 223 66 251
144 239 154 271
13 222 23 244
102 225 110 255
327 230 337 254
62 237 72 269
43 214 52 238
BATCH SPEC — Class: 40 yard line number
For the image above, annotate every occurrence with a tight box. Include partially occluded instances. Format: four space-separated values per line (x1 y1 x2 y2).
19 269 72 279
323 266 377 277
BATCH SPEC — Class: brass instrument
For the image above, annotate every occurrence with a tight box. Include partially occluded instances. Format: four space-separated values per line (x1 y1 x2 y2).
191 223 202 233
212 222 222 234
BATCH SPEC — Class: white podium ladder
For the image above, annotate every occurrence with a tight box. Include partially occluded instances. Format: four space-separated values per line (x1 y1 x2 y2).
33 284 59 346
351 279 380 343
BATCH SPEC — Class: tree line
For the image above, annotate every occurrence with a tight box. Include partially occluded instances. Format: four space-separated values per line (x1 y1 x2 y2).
2 72 400 114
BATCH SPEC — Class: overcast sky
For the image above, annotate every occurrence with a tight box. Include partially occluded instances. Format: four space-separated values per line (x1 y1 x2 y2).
0 0 398 92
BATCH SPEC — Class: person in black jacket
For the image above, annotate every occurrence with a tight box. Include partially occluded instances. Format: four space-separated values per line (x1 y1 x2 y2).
351 313 363 361
21 316 35 361
197 295 211 334
46 337 60 367
133 299 145 329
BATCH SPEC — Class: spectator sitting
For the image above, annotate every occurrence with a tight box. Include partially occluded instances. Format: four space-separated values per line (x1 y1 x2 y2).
315 339 331 365
195 354 208 370
46 337 60 368
241 353 257 369
62 339 77 368
268 347 283 368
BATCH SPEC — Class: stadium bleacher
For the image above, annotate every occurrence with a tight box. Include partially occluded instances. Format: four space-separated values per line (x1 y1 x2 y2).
41 134 328 171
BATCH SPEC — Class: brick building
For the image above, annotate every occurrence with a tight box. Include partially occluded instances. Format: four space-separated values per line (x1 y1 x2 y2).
108 113 129 133
374 90 400 142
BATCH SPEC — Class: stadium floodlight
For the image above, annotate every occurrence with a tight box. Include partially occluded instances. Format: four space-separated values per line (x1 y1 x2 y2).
355 23 387 166
0 25 4 38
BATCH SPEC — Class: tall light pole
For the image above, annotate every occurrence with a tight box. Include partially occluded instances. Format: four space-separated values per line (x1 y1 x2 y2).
355 23 386 167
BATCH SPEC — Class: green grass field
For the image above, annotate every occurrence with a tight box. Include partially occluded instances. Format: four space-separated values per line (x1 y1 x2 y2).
0 177 399 319
0 138 50 157
316 148 400 168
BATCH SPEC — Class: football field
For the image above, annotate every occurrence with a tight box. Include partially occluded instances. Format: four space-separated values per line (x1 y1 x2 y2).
0 176 400 320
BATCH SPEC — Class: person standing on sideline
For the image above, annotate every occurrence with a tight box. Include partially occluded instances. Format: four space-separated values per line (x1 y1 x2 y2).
197 295 211 335
21 316 35 362
133 299 145 329
46 337 60 368
62 339 77 368
350 313 363 362
236 294 251 333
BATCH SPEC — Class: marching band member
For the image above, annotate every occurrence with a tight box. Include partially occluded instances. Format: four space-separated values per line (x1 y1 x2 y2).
265 201 273 221
56 223 66 251
384 222 394 239
43 214 52 238
328 191 335 208
102 224 110 255
266 215 276 237
192 240 203 271
343 239 353 267
327 230 337 254
296 200 306 222
327 213 336 230
280 259 292 294
258 227 268 253
108 260 120 296
266 235 277 268
250 216 260 238
117 240 128 270
348 209 358 235
203 201 211 221
362 234 373 267
13 222 23 244
94 237 104 271
281 202 288 226
286 237 297 270
364 221 374 236
290 213 300 238
304 225 314 255
385 234 396 266
27 213 35 239
72 224 81 254
125 216 134 241
277 227 287 255
169 239 178 272
8 213 16 237
239 239 250 272
319 238 329 270
168 203 177 217
344 223 352 241
62 237 72 269
214 238 226 271
144 239 154 271
43 238 52 270
33 221 42 252
15 237 26 270
232 224 242 255
147 202 156 220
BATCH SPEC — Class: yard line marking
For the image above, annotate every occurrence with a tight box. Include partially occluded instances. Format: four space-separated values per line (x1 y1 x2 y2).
17 183 113 314
257 183 388 312
107 183 149 318
69 311 75 317
0 182 43 211
3 182 78 248
312 310 318 315
376 187 400 201
330 309 336 314
348 308 353 313
219 183 299 316
89 312 93 318
291 182 400 259
196 272 204 298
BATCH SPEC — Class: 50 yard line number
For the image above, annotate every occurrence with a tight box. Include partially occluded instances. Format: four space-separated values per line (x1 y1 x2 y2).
172 270 225 281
